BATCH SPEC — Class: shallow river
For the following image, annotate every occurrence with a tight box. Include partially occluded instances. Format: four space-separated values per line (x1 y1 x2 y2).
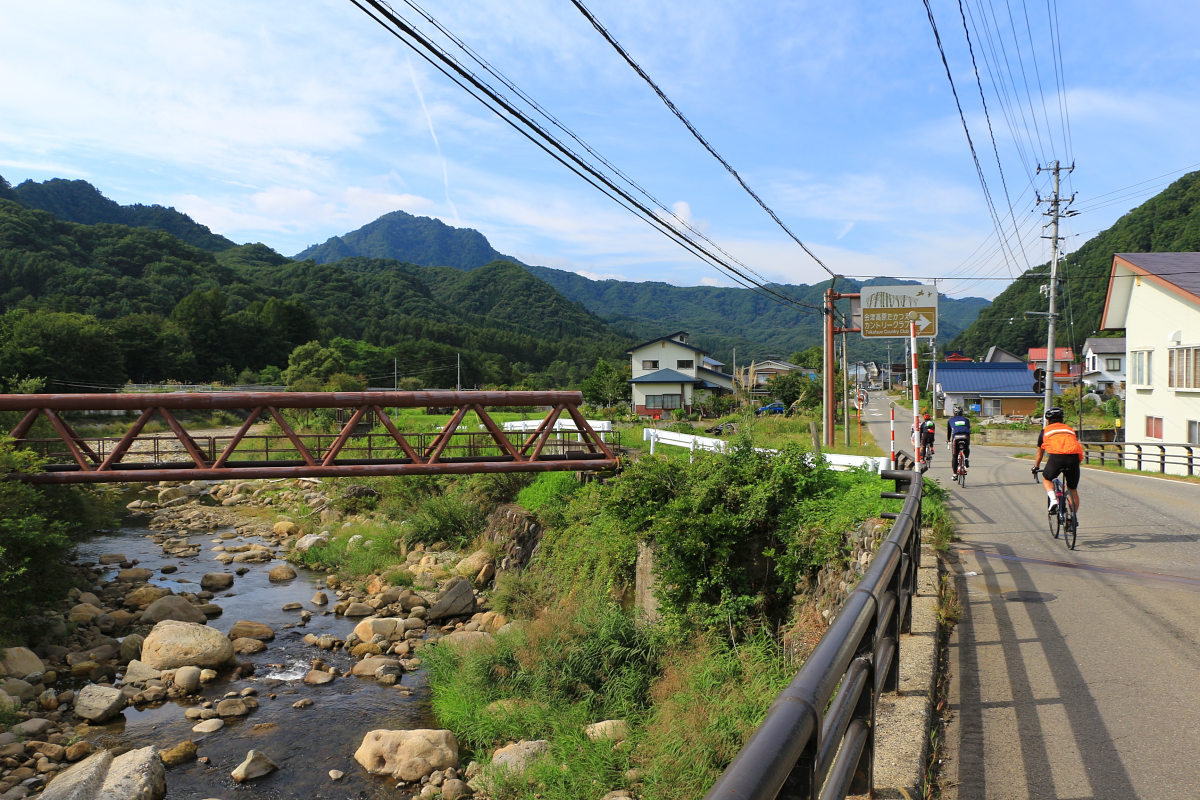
73 518 437 799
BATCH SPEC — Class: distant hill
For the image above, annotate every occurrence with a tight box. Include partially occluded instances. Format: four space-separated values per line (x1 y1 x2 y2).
950 170 1200 358
524 265 990 364
8 176 236 252
295 209 518 269
291 205 990 363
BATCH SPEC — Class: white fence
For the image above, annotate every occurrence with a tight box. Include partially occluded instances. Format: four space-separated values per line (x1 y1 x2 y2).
642 428 888 473
501 419 615 442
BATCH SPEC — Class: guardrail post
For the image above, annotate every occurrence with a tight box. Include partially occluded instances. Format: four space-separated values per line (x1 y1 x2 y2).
1187 445 1195 477
1159 445 1166 474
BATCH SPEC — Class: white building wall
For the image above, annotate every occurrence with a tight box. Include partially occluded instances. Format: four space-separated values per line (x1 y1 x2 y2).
1123 280 1200 473
630 340 702 380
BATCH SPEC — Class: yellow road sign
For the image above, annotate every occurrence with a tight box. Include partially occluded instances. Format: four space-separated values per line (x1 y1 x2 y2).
859 285 938 338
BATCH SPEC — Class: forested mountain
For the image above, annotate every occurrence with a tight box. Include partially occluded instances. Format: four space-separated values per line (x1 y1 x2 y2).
7 176 235 252
524 265 989 363
295 209 517 269
287 200 990 363
950 171 1200 358
0 199 629 390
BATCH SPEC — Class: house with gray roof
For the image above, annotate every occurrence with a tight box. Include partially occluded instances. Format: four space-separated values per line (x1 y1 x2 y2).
1081 336 1126 396
628 331 733 417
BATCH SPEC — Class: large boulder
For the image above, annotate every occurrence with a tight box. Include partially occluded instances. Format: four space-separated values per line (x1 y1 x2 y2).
74 684 127 723
352 617 405 642
455 549 493 578
0 646 44 679
427 577 476 620
353 729 458 781
268 563 297 582
123 586 171 609
141 595 207 625
40 746 165 800
490 739 551 773
140 620 234 670
122 659 163 685
350 656 402 678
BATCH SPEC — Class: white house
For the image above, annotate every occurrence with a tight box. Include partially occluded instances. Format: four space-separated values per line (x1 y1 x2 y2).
1080 336 1126 396
628 331 733 417
1101 253 1200 470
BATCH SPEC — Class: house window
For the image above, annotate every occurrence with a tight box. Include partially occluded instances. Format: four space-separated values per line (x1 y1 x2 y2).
676 359 694 369
1145 416 1163 439
645 394 682 410
1105 358 1121 371
1168 346 1200 389
1130 350 1152 386
982 398 1002 416
641 360 659 370
1188 420 1200 445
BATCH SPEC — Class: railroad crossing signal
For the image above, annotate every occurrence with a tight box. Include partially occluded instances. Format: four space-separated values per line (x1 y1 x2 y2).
1032 367 1046 393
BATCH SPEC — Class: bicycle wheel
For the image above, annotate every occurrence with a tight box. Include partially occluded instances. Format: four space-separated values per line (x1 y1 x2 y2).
1061 492 1077 550
1047 489 1060 538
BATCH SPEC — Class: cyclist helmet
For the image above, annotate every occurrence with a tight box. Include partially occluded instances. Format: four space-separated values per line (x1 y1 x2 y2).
1045 407 1064 423
953 405 964 415
923 413 931 420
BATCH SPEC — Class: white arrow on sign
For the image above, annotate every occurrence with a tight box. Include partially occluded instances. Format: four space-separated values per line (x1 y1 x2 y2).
916 314 933 333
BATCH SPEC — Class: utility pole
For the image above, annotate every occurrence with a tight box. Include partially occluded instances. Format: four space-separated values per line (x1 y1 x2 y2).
1037 161 1075 418
456 353 461 391
929 279 938 416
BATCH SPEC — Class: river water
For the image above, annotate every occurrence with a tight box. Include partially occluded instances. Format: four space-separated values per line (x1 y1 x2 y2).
72 517 438 799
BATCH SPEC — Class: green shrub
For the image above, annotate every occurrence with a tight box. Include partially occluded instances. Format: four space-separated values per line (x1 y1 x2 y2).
515 472 581 528
405 494 487 550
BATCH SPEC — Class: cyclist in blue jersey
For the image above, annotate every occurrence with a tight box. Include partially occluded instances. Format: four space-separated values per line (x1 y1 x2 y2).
946 405 971 472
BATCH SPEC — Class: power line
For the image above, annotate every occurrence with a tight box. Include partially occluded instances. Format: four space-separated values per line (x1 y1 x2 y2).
348 0 825 316
567 0 837 280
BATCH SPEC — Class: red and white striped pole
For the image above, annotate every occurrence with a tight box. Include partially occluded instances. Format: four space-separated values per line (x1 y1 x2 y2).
889 405 895 470
911 319 921 467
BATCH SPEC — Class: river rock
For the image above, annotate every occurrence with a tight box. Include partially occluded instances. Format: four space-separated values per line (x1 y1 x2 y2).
41 746 165 800
192 718 224 734
350 656 401 678
124 585 171 609
427 577 476 620
268 563 297 582
200 573 235 591
120 634 146 663
442 778 470 799
352 618 404 642
140 620 234 670
353 729 459 780
342 602 374 617
455 549 492 578
311 591 329 606
0 646 44 679
74 684 127 723
440 630 494 653
116 567 154 582
98 553 127 565
293 533 329 553
216 697 250 717
13 717 54 738
173 665 202 694
584 719 630 742
490 739 551 773
232 637 267 655
228 620 275 641
273 520 300 536
68 602 105 624
231 749 278 783
141 595 208 625
161 740 197 767
123 659 163 685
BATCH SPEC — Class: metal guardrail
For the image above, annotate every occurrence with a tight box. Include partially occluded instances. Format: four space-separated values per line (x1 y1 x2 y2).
704 466 923 800
1084 440 1200 476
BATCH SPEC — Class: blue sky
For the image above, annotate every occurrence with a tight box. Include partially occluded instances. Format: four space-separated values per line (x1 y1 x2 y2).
2 1 1198 300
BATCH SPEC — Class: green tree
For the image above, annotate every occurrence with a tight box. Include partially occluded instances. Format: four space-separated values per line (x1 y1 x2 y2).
0 308 125 390
766 371 811 410
581 359 631 408
283 340 345 389
789 345 824 370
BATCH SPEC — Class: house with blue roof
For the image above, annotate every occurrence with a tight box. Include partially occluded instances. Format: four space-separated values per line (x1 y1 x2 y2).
935 361 1047 418
628 331 733 417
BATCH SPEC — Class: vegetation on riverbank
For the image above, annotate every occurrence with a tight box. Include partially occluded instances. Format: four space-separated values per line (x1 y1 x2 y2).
0 440 118 642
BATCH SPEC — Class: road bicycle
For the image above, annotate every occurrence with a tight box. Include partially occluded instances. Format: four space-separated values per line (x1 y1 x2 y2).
951 441 968 487
1033 468 1077 549
920 440 934 467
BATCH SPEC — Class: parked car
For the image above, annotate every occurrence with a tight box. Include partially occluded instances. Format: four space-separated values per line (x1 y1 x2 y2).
755 402 785 415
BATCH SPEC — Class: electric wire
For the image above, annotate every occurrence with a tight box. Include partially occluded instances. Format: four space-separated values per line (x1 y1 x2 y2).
567 0 838 280
349 0 825 316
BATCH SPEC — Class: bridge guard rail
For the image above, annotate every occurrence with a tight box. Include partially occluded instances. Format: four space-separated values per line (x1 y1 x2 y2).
703 468 923 800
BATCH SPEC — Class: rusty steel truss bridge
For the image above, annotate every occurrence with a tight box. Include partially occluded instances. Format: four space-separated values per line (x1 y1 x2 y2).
0 391 619 484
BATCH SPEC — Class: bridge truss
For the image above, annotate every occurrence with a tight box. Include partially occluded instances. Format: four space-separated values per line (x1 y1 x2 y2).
0 391 618 484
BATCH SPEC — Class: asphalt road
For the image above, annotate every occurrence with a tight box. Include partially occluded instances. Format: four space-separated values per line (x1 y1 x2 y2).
860 393 1200 799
